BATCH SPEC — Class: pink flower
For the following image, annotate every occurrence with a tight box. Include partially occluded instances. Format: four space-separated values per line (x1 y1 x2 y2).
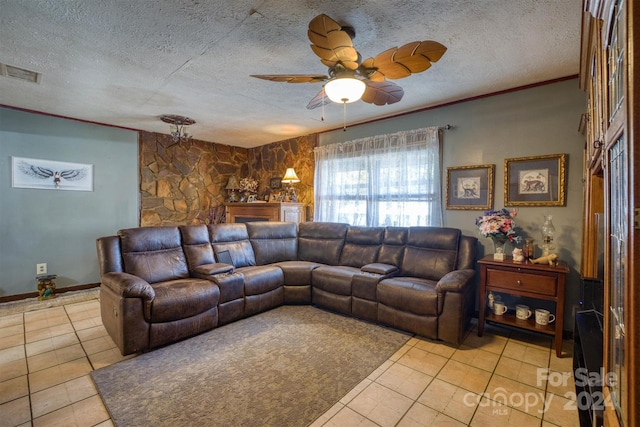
475 208 522 244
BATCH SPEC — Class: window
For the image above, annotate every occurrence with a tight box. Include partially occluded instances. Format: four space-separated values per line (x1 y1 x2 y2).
314 127 442 227
607 0 624 122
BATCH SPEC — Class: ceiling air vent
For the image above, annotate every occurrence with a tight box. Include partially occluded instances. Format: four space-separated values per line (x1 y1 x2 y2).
0 63 41 84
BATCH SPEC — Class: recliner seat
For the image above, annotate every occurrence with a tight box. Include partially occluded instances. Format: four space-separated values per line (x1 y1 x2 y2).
97 226 220 355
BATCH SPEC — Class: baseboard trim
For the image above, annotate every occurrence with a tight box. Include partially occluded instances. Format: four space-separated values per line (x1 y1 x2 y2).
0 283 100 304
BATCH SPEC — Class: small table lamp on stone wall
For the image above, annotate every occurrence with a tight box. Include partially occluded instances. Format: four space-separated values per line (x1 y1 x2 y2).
281 168 300 202
226 176 241 202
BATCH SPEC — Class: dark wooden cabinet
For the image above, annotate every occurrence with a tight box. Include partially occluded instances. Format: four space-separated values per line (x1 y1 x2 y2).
580 1 638 425
477 256 569 357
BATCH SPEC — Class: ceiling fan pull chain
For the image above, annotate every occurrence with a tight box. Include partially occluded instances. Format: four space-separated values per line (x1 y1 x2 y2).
342 100 347 131
321 89 325 122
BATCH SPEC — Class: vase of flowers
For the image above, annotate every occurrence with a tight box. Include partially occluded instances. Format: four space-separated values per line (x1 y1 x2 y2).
475 208 522 260
239 177 259 201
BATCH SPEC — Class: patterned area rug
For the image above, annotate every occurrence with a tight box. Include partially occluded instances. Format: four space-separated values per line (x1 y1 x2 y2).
91 305 411 427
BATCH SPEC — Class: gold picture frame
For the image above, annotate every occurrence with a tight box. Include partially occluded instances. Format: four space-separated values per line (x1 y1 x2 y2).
446 164 494 210
504 153 566 206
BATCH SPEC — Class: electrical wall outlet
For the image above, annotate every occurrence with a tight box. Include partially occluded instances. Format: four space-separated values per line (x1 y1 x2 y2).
36 263 47 275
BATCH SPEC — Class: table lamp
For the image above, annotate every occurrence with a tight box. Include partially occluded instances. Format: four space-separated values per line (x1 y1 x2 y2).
225 176 241 202
281 168 300 202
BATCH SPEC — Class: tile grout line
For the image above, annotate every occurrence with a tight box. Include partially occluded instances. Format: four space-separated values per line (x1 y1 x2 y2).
14 297 103 425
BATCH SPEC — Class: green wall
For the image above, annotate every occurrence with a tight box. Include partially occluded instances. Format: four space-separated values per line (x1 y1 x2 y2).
320 78 586 328
0 108 139 296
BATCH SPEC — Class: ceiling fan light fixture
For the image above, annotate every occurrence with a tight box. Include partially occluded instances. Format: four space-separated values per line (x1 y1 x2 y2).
324 76 366 104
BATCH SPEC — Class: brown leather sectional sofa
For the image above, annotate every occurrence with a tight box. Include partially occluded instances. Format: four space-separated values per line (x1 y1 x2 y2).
96 221 478 356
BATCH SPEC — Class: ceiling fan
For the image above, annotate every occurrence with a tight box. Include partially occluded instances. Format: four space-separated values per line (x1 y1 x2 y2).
251 14 447 110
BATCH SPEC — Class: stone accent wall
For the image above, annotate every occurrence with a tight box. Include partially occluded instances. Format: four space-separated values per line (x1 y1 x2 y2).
247 134 317 219
139 131 317 226
139 131 248 226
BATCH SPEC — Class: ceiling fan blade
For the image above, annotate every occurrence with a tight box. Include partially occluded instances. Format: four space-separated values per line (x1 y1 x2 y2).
361 81 404 106
306 88 331 110
361 40 447 81
251 74 327 83
308 14 359 70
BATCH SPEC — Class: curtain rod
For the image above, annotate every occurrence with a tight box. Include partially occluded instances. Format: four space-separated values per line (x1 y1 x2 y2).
439 124 453 130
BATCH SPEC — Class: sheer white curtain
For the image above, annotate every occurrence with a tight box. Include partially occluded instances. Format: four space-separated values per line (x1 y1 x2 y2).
314 127 442 227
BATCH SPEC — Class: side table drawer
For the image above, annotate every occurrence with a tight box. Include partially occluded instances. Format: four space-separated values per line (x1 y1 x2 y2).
486 268 557 296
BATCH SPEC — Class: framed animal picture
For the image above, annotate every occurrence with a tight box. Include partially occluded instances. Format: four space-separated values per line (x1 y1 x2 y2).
504 154 566 206
446 164 494 210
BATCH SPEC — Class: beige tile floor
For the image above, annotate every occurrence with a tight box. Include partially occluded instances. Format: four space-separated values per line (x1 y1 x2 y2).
0 291 580 427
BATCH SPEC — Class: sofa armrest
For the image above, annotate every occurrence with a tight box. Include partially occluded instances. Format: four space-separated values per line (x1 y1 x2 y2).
435 269 476 293
101 272 155 301
192 263 235 277
361 263 398 275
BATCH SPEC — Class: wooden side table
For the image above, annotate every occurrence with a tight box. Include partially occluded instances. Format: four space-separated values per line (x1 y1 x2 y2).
477 255 569 357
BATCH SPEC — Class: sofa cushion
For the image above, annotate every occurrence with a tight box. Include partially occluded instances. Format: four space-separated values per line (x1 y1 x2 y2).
179 225 216 271
339 226 384 267
208 224 256 267
298 222 348 265
273 260 322 286
352 273 381 301
378 227 408 267
149 278 220 323
312 265 361 296
118 226 189 284
212 272 245 304
238 265 284 296
246 222 298 265
378 277 440 316
240 265 285 316
399 227 460 281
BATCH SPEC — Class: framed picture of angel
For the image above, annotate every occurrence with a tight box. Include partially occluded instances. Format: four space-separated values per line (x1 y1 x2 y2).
12 157 93 191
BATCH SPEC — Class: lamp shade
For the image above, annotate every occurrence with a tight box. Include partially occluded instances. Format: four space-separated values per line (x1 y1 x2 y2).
281 168 300 184
324 77 366 104
225 176 241 190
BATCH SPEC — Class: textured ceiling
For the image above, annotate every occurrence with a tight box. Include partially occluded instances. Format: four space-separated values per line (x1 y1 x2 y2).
0 0 582 148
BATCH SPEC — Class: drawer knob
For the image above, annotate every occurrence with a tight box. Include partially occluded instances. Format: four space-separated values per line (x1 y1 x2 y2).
516 280 522 286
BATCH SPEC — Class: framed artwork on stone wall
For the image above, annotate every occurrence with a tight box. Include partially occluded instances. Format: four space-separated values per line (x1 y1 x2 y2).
270 177 282 189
